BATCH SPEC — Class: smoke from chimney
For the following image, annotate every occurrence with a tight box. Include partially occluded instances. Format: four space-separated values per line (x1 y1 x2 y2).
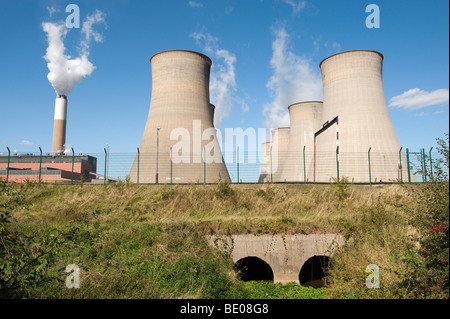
42 10 105 95
42 9 105 154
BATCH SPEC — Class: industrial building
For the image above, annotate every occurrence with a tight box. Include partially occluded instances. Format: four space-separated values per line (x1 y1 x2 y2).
260 50 414 183
0 154 97 183
129 50 231 183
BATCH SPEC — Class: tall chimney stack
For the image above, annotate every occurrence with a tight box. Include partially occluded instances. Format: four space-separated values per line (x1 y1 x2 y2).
52 94 67 155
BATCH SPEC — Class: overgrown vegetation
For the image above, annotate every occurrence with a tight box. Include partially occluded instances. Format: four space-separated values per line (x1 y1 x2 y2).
243 281 326 299
326 134 449 299
396 133 449 299
0 135 448 299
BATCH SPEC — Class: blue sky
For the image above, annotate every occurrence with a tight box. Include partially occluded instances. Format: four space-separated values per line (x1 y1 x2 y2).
0 0 448 156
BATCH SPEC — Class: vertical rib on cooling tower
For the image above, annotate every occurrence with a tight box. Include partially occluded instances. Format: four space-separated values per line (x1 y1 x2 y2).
316 50 411 183
280 101 323 182
129 50 230 183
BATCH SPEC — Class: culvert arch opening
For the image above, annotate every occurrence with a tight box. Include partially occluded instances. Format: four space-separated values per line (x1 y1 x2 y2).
299 255 330 288
234 257 274 282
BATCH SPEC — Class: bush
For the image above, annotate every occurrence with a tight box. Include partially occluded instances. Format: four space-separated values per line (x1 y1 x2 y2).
215 181 236 201
0 180 55 298
398 134 449 299
331 176 351 201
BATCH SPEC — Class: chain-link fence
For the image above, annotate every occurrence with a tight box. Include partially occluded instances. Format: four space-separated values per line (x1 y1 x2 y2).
1 146 447 185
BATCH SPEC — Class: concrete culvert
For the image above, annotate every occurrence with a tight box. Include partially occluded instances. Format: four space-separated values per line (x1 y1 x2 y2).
299 255 330 288
234 257 274 282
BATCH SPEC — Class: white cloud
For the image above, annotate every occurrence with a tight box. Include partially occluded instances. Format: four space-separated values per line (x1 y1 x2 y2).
46 6 58 17
191 31 238 127
263 25 323 128
389 88 449 110
188 1 203 8
81 9 107 55
282 0 307 14
19 140 33 146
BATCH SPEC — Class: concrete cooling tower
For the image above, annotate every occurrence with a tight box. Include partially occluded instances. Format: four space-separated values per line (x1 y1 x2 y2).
271 127 290 182
315 50 411 183
129 50 230 184
280 101 323 182
258 141 272 183
52 94 67 155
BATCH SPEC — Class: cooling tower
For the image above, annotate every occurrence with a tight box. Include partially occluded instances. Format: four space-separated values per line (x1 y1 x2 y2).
258 141 272 183
51 94 67 155
315 50 410 183
129 50 230 184
280 101 323 182
271 127 290 182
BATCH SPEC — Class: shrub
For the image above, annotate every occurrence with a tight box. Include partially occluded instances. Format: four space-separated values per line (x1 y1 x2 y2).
331 176 351 201
215 181 236 200
398 134 449 299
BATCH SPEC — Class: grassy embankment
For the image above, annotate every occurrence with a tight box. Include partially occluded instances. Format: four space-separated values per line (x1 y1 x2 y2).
1 180 445 298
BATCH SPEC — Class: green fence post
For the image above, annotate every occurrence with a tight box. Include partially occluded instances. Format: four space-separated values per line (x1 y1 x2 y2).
137 147 140 185
429 147 434 180
237 146 240 184
368 147 372 185
270 146 273 183
399 147 403 183
104 148 107 185
406 148 411 183
303 146 306 183
419 149 424 182
38 147 42 184
6 147 10 182
203 147 206 184
71 147 74 185
336 146 340 182
204 146 207 183
422 148 428 182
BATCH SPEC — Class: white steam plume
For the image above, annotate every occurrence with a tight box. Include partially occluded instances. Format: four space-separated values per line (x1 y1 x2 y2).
191 31 238 127
263 25 323 128
42 10 106 96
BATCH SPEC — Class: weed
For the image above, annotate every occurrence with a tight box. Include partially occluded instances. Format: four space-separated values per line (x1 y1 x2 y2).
332 176 351 201
215 181 236 200
243 281 326 299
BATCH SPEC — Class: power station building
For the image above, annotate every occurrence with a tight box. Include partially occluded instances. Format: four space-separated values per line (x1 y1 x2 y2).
129 50 230 183
260 50 413 183
0 154 96 183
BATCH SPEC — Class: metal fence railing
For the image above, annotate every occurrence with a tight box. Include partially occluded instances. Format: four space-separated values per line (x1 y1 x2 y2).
0 147 447 184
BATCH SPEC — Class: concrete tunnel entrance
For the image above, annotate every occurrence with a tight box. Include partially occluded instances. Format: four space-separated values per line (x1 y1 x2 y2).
234 257 274 282
299 255 330 288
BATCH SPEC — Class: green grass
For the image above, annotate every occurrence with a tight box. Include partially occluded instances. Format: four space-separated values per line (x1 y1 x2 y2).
2 180 445 299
